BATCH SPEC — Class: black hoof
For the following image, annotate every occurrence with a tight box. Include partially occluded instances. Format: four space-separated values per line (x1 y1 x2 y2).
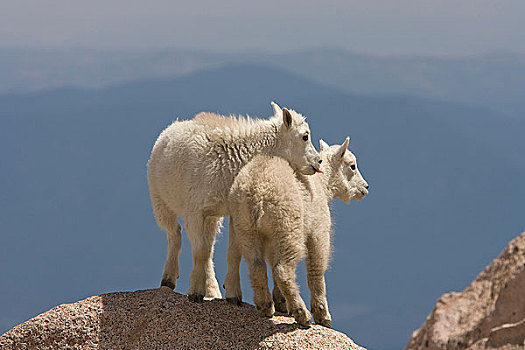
226 297 242 306
160 279 175 290
188 294 204 303
298 322 312 329
316 319 332 328
274 302 287 314
273 295 287 313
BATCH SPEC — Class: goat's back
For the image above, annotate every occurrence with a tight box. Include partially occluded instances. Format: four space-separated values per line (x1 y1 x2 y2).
229 155 308 234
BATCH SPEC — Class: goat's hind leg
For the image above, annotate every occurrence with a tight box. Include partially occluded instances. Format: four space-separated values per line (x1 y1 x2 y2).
272 244 311 326
266 249 287 313
152 195 182 290
161 222 182 289
244 237 274 317
271 277 288 314
186 214 223 302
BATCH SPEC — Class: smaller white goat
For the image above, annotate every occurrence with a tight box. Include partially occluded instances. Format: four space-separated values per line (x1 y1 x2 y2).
225 138 369 327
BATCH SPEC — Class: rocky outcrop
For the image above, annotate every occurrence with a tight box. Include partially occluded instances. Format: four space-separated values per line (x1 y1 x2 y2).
406 232 525 350
0 287 365 350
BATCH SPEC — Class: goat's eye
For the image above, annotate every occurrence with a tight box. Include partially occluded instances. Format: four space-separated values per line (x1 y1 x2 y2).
350 164 356 170
302 135 309 141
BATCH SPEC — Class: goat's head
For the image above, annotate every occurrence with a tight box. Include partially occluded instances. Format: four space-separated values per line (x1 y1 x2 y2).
319 137 369 202
272 101 322 176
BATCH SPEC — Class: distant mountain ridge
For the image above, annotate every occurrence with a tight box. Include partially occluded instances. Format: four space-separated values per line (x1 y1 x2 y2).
2 63 522 171
1 47 525 116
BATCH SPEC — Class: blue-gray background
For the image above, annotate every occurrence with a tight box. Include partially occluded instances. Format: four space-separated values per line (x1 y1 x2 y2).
1 3 524 350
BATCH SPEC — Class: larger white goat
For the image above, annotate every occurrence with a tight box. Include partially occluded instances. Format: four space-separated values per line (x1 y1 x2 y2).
147 102 321 301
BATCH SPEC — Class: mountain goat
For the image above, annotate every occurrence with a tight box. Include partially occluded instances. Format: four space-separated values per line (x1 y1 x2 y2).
147 102 322 302
224 138 368 327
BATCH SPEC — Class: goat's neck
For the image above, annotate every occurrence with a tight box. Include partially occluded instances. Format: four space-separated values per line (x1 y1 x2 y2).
317 164 339 202
250 118 280 152
229 118 281 169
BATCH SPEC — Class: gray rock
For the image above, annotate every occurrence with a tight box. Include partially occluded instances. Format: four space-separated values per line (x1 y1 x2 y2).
0 287 365 350
406 232 525 350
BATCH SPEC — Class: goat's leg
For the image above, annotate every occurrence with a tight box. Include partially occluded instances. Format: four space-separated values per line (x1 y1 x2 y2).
203 216 223 300
161 223 182 289
224 218 243 305
244 239 274 317
272 257 311 326
272 279 287 314
266 251 287 313
306 234 332 328
151 194 181 290
186 214 222 302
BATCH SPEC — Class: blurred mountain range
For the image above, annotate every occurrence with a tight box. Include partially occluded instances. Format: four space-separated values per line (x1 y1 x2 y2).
1 53 524 350
2 47 525 116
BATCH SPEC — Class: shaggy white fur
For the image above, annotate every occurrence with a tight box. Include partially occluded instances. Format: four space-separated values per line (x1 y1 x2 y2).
224 138 368 327
147 102 321 301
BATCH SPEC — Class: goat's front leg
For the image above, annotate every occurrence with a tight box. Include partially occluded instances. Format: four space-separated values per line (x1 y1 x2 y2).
305 234 332 328
224 218 243 305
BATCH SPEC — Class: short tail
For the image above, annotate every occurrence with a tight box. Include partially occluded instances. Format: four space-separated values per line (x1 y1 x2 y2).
250 200 264 229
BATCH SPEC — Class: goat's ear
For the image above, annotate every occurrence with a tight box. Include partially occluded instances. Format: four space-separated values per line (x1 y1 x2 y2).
337 137 350 158
282 108 293 129
271 101 282 116
319 139 330 151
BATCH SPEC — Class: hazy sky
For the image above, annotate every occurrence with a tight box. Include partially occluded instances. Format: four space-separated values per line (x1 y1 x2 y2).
2 0 525 56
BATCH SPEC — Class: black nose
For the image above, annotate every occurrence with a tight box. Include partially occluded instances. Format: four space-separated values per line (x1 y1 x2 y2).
365 185 369 189
318 159 323 164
